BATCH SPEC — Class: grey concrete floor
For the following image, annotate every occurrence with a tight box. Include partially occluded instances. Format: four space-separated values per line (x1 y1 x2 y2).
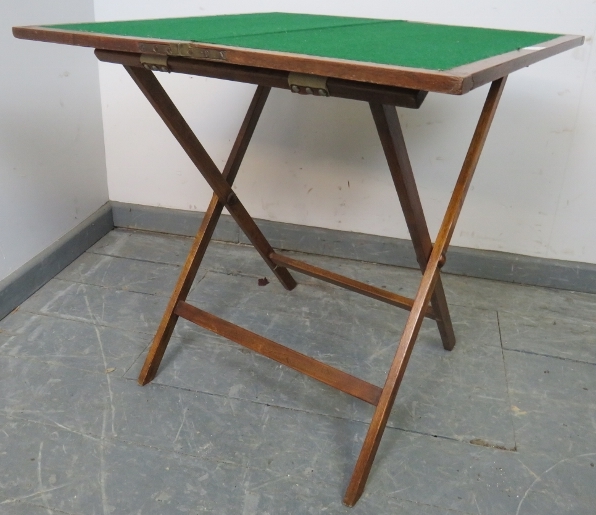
0 228 595 514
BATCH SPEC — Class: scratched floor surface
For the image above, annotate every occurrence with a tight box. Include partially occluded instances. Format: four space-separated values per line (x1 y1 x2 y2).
0 228 595 514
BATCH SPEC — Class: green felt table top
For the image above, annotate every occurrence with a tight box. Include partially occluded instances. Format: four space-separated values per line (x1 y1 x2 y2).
47 12 561 71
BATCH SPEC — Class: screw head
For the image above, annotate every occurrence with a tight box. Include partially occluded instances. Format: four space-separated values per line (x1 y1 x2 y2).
226 192 238 206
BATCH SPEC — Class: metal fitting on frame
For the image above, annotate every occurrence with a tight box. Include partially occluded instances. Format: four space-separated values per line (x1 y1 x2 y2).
288 72 329 97
140 54 170 73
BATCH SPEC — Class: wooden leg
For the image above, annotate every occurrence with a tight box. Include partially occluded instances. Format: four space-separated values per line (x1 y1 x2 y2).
136 83 289 385
370 102 456 350
124 66 296 293
344 77 508 506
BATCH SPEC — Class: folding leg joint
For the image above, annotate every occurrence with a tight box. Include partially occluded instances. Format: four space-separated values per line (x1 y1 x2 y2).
140 53 170 73
226 191 238 206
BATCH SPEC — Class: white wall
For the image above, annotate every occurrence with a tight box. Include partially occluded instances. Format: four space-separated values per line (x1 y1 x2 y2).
0 0 108 281
95 1 596 264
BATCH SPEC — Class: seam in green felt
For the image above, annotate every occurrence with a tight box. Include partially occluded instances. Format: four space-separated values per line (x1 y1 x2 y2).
48 13 382 42
212 20 560 70
186 18 393 43
46 12 561 71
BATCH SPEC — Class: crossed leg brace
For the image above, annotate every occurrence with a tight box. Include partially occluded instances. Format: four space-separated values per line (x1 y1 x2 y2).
124 64 506 506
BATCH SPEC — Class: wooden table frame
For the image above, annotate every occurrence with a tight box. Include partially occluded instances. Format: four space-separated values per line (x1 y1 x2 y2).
12 21 583 507
93 49 505 506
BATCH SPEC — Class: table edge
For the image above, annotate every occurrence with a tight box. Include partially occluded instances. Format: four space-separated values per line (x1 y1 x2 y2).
13 25 583 95
453 34 584 92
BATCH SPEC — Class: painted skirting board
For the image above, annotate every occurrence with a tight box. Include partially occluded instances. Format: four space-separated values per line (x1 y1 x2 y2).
1 200 594 323
0 202 113 321
113 202 596 295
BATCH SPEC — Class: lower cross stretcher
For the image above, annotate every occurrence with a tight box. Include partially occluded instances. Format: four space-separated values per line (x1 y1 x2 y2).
13 13 583 506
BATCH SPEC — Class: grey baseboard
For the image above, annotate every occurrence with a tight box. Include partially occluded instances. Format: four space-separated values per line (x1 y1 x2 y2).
112 201 596 295
4 200 590 323
112 202 596 293
0 202 113 321
112 201 238 242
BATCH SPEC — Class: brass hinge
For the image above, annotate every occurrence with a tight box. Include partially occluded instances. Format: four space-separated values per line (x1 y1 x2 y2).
178 45 227 60
138 43 227 61
288 72 329 96
140 54 170 73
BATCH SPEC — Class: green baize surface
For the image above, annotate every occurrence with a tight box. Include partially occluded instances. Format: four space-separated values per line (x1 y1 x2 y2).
49 12 560 71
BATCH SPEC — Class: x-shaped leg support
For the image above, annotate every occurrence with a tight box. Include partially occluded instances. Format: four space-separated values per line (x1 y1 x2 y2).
344 77 507 505
125 62 507 507
128 69 297 385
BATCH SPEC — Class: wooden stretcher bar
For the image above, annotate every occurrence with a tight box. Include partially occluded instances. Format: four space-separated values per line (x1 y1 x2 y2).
269 251 437 319
174 300 383 406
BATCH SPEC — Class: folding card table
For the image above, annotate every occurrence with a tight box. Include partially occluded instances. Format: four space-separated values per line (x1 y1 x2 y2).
14 13 583 506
